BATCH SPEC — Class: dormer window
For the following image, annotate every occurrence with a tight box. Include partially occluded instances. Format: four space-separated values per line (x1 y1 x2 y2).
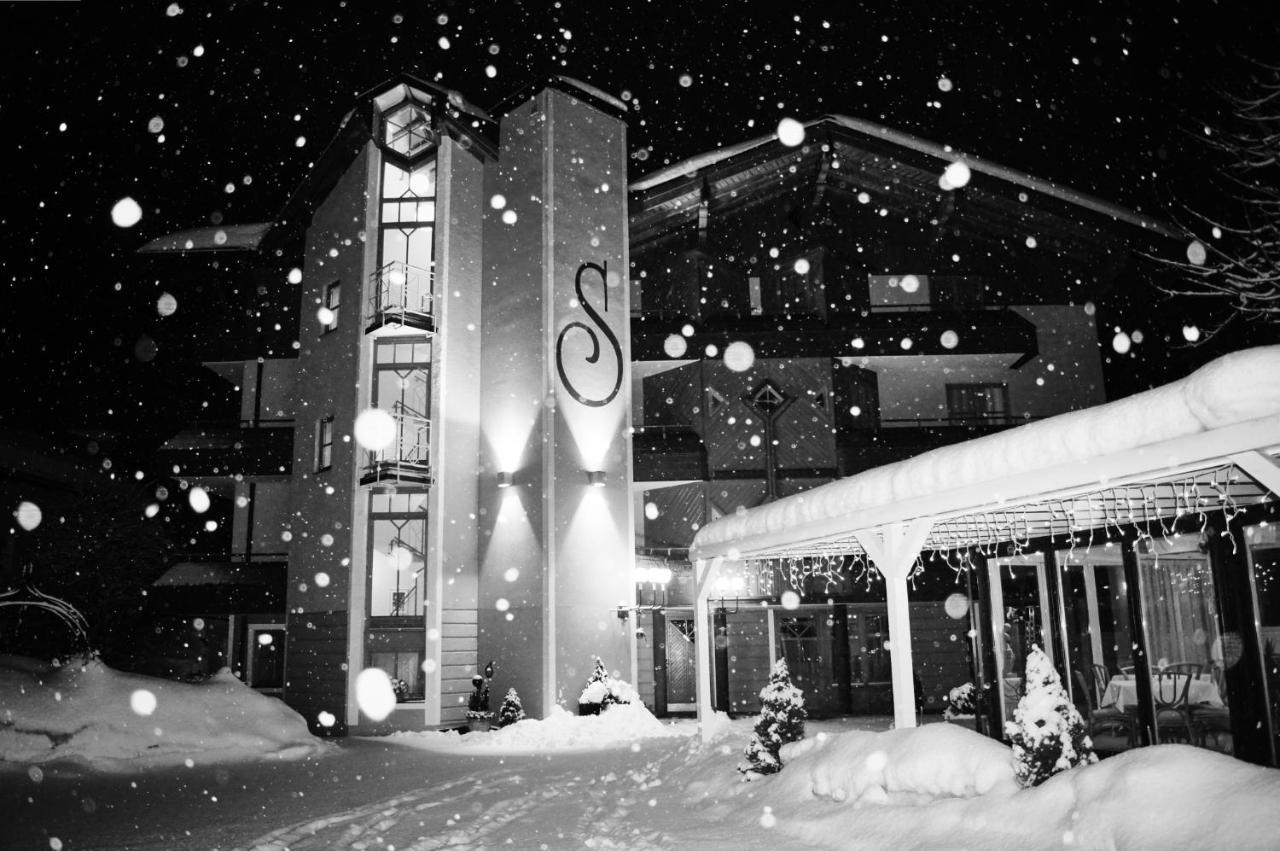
382 102 436 159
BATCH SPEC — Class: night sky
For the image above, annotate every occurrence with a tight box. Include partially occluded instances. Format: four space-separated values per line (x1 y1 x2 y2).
1 0 1276 446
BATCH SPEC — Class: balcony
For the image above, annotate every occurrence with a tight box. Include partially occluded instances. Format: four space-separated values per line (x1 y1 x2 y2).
836 414 1037 477
366 261 435 334
360 409 432 486
155 422 295 477
631 307 1037 363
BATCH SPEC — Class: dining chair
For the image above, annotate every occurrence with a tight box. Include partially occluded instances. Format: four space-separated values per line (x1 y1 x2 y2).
1074 669 1134 748
1119 665 1135 676
1090 664 1113 706
1162 662 1203 678
1153 669 1196 742
1191 663 1231 750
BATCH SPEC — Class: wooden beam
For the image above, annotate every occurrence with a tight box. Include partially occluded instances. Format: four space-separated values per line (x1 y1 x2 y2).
1231 450 1280 497
853 519 933 729
694 556 722 741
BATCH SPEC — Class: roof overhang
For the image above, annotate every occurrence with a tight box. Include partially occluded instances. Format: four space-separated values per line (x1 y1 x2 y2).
137 223 271 254
690 346 1280 563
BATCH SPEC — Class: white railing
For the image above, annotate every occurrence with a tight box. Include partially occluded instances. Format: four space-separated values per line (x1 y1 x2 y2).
367 261 434 330
364 412 432 484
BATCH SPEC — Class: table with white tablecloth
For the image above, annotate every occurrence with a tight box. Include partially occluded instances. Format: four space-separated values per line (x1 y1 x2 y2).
1102 674 1223 709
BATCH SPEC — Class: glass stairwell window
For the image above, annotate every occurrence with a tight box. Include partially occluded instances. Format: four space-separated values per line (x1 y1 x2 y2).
361 337 433 486
369 159 436 332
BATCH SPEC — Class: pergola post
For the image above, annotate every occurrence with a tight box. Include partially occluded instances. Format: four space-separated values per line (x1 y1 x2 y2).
853 519 933 729
693 556 723 741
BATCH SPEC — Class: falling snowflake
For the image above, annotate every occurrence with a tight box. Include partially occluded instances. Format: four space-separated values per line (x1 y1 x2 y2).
939 161 971 190
355 668 396 722
188 486 211 514
354 408 396 450
723 341 755 372
776 117 805 147
111 197 143 227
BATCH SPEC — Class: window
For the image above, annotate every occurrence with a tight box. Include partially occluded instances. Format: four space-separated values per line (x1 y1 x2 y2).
946 383 1010 424
374 337 431 419
382 101 436 159
370 650 424 700
380 160 436 272
323 281 340 332
315 416 334 472
748 276 763 315
779 248 825 316
931 276 986 308
368 491 428 618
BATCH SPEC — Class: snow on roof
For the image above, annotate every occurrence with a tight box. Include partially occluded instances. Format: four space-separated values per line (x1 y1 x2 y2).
691 345 1280 559
137 223 271 254
553 75 627 113
630 115 1178 237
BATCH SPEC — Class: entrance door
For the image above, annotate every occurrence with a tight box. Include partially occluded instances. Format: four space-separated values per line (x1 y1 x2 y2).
778 612 847 716
246 623 286 695
665 618 697 711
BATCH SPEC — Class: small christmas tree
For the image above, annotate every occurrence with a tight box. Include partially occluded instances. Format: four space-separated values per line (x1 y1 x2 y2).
578 656 636 713
1005 645 1097 787
498 688 526 727
739 659 806 776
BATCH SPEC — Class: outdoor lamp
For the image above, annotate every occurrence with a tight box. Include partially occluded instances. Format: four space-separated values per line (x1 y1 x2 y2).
586 470 606 488
496 471 513 488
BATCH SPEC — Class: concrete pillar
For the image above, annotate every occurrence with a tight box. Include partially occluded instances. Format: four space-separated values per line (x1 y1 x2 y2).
478 80 633 716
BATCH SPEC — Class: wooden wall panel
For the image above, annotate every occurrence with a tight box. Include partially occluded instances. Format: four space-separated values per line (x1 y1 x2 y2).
285 610 349 736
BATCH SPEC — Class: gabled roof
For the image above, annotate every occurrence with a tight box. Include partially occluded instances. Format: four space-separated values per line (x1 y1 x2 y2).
630 115 1179 248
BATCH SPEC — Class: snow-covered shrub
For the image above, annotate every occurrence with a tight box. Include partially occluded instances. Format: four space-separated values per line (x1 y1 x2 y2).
943 681 980 720
577 657 636 714
498 688 526 727
1004 645 1097 787
739 658 806 777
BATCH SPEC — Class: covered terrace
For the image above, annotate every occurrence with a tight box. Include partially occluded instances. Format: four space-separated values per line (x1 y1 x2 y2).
688 346 1280 762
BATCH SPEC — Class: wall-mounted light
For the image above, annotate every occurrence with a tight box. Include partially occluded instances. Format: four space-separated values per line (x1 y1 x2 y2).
586 470 606 488
496 471 513 489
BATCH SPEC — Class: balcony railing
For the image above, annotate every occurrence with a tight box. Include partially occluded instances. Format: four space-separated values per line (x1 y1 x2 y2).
360 411 433 486
366 261 435 334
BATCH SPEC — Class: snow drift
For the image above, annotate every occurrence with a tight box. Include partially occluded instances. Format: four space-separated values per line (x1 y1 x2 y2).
777 724 1018 805
0 655 327 770
392 702 688 753
684 722 1280 850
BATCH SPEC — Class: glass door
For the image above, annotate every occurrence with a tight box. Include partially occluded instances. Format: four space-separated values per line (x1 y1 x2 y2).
988 553 1056 726
1135 536 1233 749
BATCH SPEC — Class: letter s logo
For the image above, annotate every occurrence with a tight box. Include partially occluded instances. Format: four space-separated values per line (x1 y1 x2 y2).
555 261 623 408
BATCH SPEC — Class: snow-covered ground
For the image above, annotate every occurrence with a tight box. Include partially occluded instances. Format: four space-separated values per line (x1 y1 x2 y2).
6 671 1280 851
0 655 328 770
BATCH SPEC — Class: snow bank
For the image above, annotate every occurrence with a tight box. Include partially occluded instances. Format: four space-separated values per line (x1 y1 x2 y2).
693 345 1280 556
0 655 328 770
697 724 1280 850
392 703 689 754
777 724 1017 805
